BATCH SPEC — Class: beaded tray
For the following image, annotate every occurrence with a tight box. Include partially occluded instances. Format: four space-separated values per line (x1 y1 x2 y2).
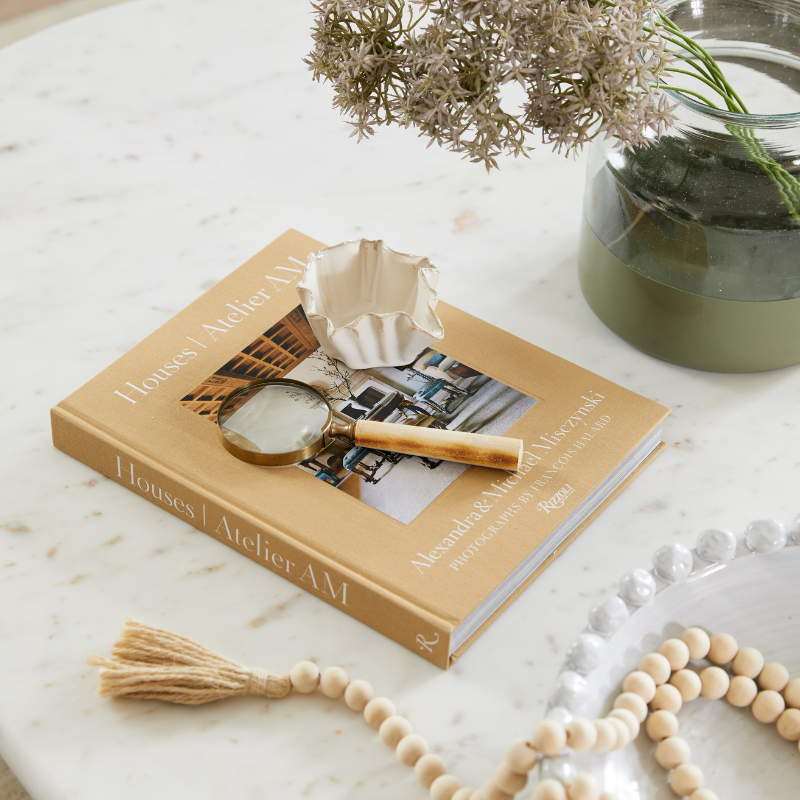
542 519 800 799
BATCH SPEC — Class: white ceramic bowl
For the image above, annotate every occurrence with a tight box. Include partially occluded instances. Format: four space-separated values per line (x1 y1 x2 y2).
296 239 444 369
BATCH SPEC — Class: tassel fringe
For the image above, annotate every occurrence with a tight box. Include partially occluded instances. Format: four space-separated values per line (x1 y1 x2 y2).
87 618 291 704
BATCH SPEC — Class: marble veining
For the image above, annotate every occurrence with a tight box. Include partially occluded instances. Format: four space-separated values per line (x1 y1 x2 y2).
0 1 799 798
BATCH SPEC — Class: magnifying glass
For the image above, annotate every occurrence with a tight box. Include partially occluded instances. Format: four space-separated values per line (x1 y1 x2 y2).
217 378 523 471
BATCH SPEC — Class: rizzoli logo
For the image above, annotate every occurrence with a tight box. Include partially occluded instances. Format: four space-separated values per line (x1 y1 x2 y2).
537 484 575 514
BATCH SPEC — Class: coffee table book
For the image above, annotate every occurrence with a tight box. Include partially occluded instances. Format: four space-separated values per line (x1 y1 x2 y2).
51 230 669 669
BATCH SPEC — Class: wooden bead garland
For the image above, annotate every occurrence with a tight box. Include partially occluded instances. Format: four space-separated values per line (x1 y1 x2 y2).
645 709 679 742
89 619 800 800
495 761 529 794
777 708 800 741
699 666 729 700
651 683 682 714
759 662 790 692
607 708 639 740
669 763 704 795
344 678 374 711
658 639 690 671
430 774 462 800
505 738 539 772
397 733 429 767
707 633 738 666
320 665 349 698
565 719 597 751
612 692 648 722
531 720 566 757
783 678 800 708
622 670 657 703
752 690 785 723
725 676 757 708
655 736 690 769
639 653 672 686
289 660 320 693
669 669 701 702
415 753 447 788
364 696 396 729
731 647 764 679
680 627 711 660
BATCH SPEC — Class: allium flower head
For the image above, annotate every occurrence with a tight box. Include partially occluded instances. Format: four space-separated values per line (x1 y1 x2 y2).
307 0 675 169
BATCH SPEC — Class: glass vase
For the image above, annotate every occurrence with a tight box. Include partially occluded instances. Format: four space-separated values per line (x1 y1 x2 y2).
578 0 800 372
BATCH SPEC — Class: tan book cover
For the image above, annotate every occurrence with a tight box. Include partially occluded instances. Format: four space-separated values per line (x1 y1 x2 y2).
51 229 669 668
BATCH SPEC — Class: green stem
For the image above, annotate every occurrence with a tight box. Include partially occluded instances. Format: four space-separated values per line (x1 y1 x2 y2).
657 11 750 113
657 85 721 108
664 66 740 110
728 124 800 225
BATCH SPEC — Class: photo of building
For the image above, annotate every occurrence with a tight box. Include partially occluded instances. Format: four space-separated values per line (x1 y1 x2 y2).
181 306 537 523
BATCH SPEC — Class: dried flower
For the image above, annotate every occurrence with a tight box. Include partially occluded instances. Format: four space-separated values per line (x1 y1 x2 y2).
307 0 676 169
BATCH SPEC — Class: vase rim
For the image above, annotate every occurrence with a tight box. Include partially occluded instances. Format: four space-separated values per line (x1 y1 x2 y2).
663 87 800 128
658 0 800 128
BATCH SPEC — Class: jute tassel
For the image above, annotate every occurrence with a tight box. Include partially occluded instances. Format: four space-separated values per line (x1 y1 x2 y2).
87 618 291 704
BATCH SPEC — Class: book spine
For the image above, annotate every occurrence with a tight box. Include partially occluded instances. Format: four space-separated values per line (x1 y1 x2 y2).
51 406 453 669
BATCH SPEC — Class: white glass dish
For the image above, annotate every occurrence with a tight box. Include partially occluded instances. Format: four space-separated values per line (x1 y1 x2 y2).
543 520 800 798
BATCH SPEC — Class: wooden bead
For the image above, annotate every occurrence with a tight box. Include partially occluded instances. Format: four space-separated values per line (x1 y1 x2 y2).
430 774 462 800
707 633 737 665
415 753 447 788
289 660 320 694
504 738 539 772
533 779 567 800
639 653 672 685
655 736 690 769
319 666 349 698
645 710 679 742
680 628 711 660
592 719 617 752
726 676 757 708
613 692 648 723
566 773 601 800
344 679 375 711
758 662 790 692
732 646 764 679
397 733 429 767
622 671 657 703
379 715 412 748
531 720 566 756
364 696 396 729
669 669 702 702
669 764 704 796
605 716 630 750
776 708 800 741
608 708 640 740
452 789 475 800
565 718 598 751
658 638 690 671
494 761 528 794
699 666 729 700
784 677 800 708
480 778 513 800
752 689 785 723
689 791 719 800
651 684 682 714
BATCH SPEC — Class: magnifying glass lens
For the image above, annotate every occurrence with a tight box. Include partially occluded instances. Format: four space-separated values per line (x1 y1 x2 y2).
218 382 329 455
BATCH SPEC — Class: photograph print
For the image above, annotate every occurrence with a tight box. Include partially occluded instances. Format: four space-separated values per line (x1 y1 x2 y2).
180 305 537 524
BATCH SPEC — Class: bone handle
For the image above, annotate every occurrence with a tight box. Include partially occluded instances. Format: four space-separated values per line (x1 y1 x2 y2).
354 421 523 471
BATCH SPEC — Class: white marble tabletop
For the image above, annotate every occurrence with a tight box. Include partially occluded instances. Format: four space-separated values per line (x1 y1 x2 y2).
0 1 798 798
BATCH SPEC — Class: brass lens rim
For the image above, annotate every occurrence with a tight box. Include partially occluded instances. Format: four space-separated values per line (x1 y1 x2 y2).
217 378 333 467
